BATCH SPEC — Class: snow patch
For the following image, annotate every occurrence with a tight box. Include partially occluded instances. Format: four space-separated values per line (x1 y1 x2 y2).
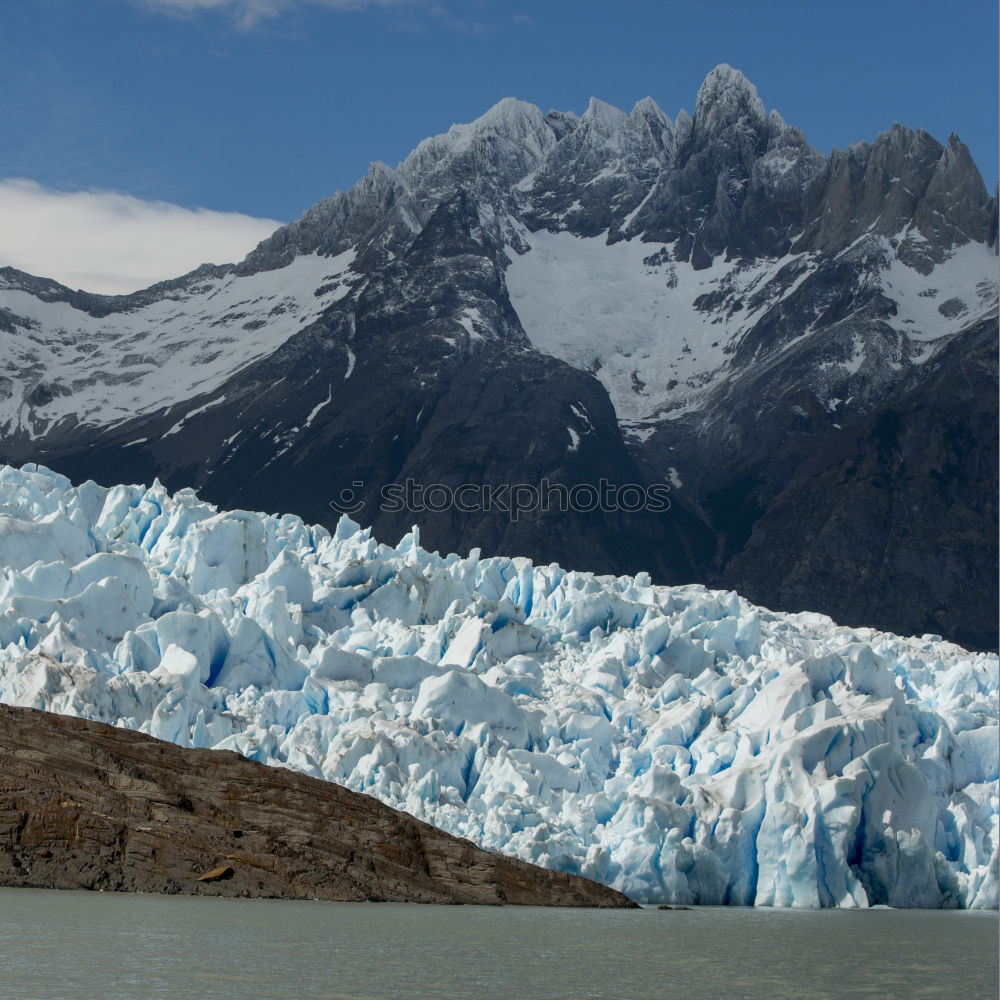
0 249 358 433
506 228 789 422
304 385 333 428
882 240 998 341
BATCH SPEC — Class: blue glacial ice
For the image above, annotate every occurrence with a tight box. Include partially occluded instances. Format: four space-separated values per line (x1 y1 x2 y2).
0 463 996 908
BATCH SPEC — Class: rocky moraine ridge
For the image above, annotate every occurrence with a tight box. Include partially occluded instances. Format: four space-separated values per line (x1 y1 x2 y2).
0 703 633 906
0 65 996 648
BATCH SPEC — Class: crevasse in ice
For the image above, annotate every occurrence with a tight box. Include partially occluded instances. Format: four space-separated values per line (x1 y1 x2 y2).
0 464 996 908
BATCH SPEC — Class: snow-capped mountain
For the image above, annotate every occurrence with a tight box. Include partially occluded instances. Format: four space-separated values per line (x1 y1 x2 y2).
0 464 996 908
0 65 996 648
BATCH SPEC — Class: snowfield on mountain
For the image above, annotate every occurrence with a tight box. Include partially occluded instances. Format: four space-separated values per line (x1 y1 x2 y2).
0 464 995 908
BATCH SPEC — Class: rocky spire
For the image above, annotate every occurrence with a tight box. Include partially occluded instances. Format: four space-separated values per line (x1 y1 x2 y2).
693 63 767 135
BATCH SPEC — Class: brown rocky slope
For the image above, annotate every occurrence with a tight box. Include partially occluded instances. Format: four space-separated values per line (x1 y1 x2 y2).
0 704 634 907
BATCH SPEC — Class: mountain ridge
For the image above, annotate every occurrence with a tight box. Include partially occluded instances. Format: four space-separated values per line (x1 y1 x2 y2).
0 64 996 648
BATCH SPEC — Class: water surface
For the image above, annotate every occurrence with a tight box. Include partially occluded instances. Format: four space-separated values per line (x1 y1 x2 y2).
0 889 995 999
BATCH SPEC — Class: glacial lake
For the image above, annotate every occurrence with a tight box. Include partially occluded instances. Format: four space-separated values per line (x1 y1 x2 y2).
0 889 996 999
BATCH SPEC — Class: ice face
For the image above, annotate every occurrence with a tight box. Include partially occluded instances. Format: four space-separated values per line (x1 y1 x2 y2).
0 462 996 908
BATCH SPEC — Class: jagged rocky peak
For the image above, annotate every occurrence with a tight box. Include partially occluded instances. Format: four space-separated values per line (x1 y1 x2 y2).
81 64 994 292
762 109 815 158
561 96 670 166
398 97 556 191
987 183 999 249
630 96 674 152
753 112 824 188
581 96 629 132
672 107 694 148
572 95 675 159
465 95 552 142
632 94 669 122
242 65 812 274
518 95 675 239
693 62 767 135
542 108 579 141
623 66 819 260
804 122 994 261
918 132 996 244
239 158 407 273
242 98 560 273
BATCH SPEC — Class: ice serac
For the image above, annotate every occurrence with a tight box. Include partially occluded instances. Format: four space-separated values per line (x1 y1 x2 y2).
0 464 996 909
0 64 997 650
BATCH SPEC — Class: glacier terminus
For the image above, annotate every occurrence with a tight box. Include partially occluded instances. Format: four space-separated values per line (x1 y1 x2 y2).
0 464 995 909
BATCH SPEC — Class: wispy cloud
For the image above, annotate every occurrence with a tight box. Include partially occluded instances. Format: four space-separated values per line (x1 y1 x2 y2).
132 0 415 29
424 3 489 34
0 179 281 295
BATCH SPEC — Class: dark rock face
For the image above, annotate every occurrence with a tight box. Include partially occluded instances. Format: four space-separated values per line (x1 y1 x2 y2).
375 344 711 581
0 64 996 648
0 703 635 907
722 317 998 649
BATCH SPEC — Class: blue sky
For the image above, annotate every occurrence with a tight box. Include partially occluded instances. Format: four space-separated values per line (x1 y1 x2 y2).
1 0 996 290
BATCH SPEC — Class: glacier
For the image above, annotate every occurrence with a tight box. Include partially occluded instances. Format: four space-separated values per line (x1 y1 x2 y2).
0 463 996 908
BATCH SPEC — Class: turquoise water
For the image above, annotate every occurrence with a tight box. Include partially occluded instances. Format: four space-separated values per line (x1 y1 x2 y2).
0 889 995 999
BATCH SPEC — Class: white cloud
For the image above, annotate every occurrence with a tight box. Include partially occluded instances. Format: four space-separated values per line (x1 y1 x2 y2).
133 0 413 28
0 179 282 295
